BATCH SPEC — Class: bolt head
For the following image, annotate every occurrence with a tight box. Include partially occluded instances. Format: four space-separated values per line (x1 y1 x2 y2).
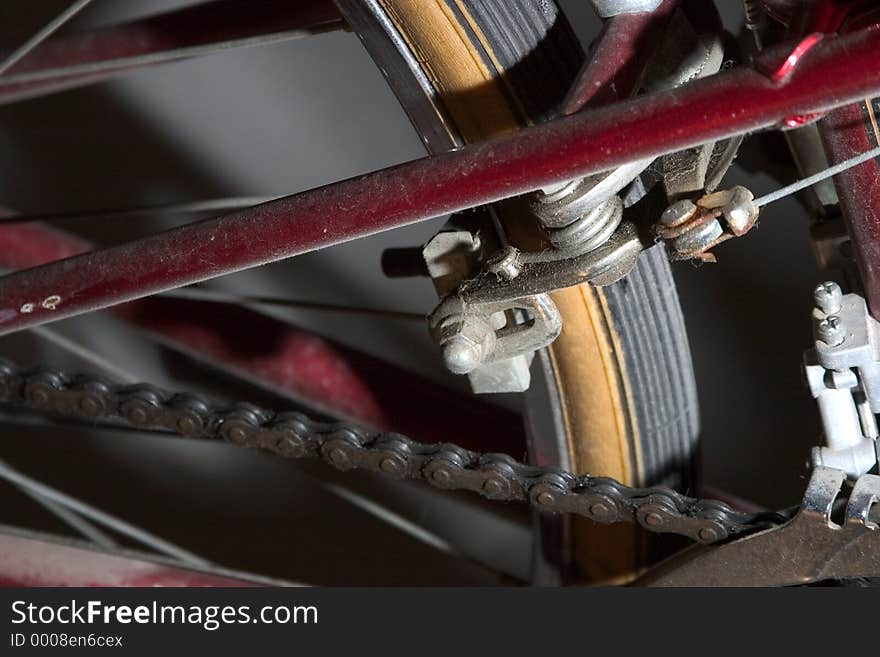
722 187 759 236
486 247 521 281
438 316 496 375
660 200 698 227
442 337 483 374
817 314 845 346
814 281 842 314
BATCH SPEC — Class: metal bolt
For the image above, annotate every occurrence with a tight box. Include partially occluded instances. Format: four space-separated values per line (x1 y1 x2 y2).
535 491 556 506
817 315 845 346
486 246 521 281
660 199 698 227
814 281 843 314
644 511 664 527
440 317 495 375
722 186 759 236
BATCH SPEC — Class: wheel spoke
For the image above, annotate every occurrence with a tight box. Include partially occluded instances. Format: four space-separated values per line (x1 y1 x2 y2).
0 0 344 105
319 482 458 555
5 23 880 336
9 475 118 549
1 29 335 86
0 0 95 77
31 325 140 383
0 459 209 566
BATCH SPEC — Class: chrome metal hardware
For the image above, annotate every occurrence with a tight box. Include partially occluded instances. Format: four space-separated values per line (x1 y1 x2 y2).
804 286 880 478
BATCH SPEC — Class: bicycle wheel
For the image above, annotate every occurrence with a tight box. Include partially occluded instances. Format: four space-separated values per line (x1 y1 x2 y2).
338 0 700 582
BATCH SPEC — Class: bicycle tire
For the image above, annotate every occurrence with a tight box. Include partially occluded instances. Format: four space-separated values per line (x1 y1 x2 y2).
338 0 700 582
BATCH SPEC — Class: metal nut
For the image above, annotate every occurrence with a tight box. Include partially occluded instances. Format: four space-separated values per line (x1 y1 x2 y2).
439 316 496 375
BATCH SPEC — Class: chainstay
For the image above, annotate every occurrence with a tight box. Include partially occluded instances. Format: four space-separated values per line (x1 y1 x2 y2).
0 360 786 543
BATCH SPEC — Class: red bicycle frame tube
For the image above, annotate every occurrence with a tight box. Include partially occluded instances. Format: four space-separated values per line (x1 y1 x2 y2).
2 24 880 335
0 0 342 106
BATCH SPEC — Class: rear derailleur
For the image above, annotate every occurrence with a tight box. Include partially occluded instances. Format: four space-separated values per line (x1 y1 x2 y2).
647 284 880 586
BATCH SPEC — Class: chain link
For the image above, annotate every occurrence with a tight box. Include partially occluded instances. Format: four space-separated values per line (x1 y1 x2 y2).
0 360 786 543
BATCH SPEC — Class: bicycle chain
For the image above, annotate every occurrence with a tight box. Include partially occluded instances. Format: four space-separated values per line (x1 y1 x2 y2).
0 360 786 543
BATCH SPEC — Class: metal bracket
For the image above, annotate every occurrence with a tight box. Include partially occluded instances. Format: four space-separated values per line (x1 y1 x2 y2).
812 291 880 411
655 186 760 262
460 221 642 302
429 293 561 373
427 222 642 392
644 467 880 586
420 220 538 393
805 287 880 477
